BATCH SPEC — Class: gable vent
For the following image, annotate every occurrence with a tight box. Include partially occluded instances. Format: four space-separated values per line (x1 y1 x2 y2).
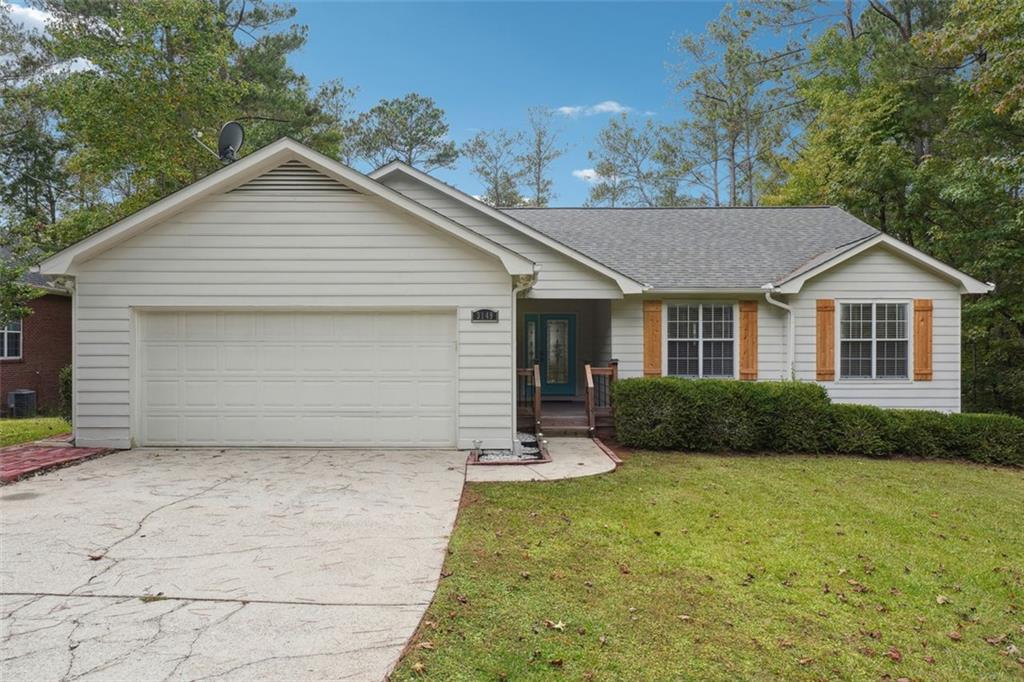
231 160 354 194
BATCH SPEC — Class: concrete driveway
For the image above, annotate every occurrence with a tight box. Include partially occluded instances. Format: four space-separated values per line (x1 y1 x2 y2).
0 448 466 681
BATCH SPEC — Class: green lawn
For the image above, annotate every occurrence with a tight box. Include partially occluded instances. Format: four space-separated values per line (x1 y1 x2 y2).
0 417 70 446
392 453 1024 681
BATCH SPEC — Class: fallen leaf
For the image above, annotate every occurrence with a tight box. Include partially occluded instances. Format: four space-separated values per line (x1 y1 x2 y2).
948 631 962 641
411 661 426 673
798 657 814 666
678 615 692 622
548 659 563 668
454 594 468 604
416 642 434 650
598 635 608 646
520 571 530 580
924 655 935 664
984 633 1007 646
87 554 103 561
619 564 631 575
886 647 902 662
936 595 950 604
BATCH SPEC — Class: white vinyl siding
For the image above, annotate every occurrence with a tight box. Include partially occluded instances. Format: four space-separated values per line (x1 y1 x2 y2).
71 163 516 449
381 174 622 299
792 245 962 411
610 297 644 377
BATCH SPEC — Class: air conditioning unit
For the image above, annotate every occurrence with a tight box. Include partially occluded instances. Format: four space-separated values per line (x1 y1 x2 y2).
7 390 37 418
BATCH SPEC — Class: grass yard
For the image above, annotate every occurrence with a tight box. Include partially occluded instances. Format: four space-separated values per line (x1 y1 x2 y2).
0 417 70 447
393 453 1024 681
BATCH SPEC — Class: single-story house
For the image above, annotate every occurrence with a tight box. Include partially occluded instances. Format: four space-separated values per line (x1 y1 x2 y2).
1 247 72 416
37 138 992 450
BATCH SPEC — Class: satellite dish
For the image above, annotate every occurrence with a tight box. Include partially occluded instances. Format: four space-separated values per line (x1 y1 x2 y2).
217 121 244 162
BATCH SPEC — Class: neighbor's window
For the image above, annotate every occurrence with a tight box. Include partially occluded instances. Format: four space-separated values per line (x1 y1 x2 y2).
839 302 908 379
1 319 22 359
666 303 734 378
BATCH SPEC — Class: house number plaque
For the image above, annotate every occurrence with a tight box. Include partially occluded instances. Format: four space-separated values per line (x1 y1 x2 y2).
471 309 499 323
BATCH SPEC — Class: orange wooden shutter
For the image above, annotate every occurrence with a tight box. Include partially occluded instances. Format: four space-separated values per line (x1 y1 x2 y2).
816 299 835 381
913 299 933 381
643 300 662 376
738 300 758 380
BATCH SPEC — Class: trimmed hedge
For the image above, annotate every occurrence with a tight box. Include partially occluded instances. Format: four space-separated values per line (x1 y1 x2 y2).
613 378 831 454
612 377 1024 467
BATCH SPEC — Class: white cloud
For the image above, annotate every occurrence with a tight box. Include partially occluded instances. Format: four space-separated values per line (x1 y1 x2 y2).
572 168 602 183
3 2 50 32
3 3 98 77
556 100 634 118
589 100 632 115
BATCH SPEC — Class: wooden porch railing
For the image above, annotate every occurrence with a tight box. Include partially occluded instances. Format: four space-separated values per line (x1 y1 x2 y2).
584 360 618 435
516 364 542 434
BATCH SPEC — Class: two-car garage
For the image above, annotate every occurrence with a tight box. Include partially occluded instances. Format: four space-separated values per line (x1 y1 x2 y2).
137 310 457 447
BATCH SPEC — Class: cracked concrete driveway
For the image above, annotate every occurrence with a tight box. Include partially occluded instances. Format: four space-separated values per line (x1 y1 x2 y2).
0 448 466 681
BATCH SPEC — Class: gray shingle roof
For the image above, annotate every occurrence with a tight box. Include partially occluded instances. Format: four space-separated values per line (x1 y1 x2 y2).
0 246 51 288
502 206 879 289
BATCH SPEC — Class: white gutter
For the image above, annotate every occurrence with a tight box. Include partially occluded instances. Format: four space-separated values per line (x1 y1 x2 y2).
761 283 795 379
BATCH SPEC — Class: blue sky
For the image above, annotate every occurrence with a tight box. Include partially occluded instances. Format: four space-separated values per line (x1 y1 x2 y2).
6 0 737 205
290 1 727 205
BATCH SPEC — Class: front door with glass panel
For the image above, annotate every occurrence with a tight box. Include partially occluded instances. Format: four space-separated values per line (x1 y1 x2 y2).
523 314 576 396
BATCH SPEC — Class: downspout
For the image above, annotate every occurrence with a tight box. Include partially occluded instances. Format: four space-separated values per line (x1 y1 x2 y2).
510 268 540 450
761 283 795 380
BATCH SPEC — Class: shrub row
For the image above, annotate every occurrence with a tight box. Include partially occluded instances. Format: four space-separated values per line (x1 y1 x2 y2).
612 377 1024 467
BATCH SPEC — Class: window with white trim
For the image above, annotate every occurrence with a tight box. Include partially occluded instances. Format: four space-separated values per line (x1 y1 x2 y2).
1 319 22 359
839 302 908 379
666 303 734 378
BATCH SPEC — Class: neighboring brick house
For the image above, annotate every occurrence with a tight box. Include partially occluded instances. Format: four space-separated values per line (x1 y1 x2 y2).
1 249 72 416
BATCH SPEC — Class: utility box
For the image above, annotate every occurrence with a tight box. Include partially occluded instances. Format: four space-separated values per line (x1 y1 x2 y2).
7 389 37 418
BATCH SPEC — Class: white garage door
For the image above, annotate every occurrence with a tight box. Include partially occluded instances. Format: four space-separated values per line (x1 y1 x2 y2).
138 311 456 447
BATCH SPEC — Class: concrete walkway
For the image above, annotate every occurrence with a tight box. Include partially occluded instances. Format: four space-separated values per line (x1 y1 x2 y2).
466 437 617 482
0 448 465 681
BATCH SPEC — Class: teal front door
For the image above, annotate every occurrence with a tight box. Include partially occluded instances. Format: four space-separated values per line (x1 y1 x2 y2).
524 314 576 396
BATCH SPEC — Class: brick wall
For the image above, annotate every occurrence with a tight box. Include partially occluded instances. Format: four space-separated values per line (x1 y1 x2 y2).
0 294 72 415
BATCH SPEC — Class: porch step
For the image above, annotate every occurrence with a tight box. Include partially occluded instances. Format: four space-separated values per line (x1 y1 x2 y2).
543 417 589 427
541 425 592 438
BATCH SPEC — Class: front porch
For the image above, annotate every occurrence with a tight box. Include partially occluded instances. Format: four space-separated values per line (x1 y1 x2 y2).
515 298 618 439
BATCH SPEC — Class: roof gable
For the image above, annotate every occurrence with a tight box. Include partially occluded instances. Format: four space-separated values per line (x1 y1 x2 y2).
40 139 535 277
370 162 645 295
772 233 993 295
